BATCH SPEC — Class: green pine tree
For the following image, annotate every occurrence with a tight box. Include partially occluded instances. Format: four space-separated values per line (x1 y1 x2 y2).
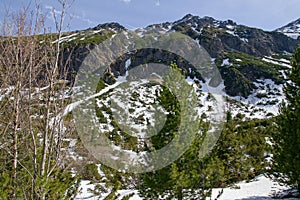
271 46 300 192
138 63 217 199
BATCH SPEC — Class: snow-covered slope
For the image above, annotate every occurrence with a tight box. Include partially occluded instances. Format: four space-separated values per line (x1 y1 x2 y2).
75 175 298 200
209 175 299 200
276 18 300 40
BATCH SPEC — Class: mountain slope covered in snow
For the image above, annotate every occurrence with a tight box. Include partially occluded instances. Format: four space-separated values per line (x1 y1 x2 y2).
276 18 300 40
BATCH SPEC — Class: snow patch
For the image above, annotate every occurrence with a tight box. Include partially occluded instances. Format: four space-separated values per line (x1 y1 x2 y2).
222 58 232 66
51 33 79 44
262 57 292 68
209 174 297 200
226 30 238 37
226 25 235 30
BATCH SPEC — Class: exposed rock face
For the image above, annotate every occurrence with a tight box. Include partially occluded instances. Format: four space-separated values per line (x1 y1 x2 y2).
107 48 205 83
91 22 125 32
169 14 299 58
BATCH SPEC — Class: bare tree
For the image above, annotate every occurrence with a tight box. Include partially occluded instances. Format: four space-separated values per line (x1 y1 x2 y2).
0 1 78 199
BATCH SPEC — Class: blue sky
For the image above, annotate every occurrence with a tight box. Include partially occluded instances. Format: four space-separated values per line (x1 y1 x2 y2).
1 0 300 32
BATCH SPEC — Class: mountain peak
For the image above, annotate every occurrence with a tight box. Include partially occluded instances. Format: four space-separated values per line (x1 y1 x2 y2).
92 22 125 31
174 14 216 25
277 18 300 31
173 14 240 29
182 13 194 20
276 18 300 40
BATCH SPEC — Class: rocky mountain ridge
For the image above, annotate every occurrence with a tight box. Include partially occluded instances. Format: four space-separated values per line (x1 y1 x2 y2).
55 14 300 118
145 14 299 58
66 14 300 58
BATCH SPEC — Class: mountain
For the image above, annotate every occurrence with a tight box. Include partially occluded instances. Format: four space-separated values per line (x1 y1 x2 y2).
146 14 299 58
58 14 299 119
63 14 299 63
62 14 300 62
276 18 300 40
1 14 300 199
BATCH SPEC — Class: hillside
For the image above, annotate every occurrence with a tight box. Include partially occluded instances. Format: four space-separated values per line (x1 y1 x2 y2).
60 14 299 118
60 15 299 199
0 14 299 199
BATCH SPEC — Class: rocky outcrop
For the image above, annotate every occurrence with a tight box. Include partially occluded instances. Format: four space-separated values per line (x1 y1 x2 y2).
91 22 125 32
169 14 299 58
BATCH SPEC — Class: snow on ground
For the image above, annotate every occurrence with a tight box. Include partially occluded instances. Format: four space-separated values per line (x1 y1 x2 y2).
191 26 202 34
225 29 249 42
186 75 226 123
278 21 300 40
75 179 141 200
0 86 14 101
240 37 249 43
262 57 292 68
224 56 292 119
209 174 299 200
75 174 298 200
229 79 285 119
284 33 299 40
226 25 235 30
75 180 96 200
226 30 238 37
117 190 141 200
221 58 232 66
51 33 79 44
97 80 166 138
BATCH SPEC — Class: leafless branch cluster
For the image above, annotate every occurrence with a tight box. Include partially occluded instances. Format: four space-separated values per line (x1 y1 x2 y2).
0 1 78 199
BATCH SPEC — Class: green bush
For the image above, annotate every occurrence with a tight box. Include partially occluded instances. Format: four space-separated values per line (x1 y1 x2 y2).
82 163 101 181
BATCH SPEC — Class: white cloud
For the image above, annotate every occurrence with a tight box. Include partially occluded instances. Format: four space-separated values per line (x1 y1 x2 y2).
120 0 131 3
70 12 96 26
44 5 96 30
155 0 160 6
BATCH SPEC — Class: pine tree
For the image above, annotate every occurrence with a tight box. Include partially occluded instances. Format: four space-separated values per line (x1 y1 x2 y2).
138 63 220 199
271 46 300 192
